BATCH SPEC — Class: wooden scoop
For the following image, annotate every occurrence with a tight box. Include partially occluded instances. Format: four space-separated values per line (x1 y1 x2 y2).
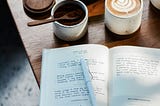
27 11 80 26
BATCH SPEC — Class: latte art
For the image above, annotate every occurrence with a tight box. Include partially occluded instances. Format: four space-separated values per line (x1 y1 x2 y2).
107 0 141 16
112 0 136 12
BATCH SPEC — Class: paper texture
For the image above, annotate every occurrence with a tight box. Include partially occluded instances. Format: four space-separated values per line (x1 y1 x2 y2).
40 44 109 106
109 46 160 106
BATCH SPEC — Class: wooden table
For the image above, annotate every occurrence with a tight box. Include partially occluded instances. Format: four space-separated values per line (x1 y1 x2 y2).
7 0 160 85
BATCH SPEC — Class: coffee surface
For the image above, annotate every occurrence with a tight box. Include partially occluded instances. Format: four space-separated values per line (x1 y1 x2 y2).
107 0 141 17
54 3 85 26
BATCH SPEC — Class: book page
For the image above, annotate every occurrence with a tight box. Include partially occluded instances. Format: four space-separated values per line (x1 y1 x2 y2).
109 46 160 106
40 44 109 106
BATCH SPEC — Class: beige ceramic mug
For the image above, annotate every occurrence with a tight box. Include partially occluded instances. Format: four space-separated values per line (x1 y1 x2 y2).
51 0 88 41
104 0 143 35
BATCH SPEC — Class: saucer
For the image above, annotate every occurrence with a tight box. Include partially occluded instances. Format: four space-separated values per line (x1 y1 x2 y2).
23 0 55 14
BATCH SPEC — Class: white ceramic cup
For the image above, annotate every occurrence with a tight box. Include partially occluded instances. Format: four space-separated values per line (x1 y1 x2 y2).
150 0 160 10
51 0 88 41
104 0 143 35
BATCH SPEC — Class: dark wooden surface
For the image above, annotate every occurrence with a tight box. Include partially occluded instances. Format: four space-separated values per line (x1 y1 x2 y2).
7 0 160 85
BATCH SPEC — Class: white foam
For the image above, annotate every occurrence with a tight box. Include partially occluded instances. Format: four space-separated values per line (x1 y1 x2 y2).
111 0 137 13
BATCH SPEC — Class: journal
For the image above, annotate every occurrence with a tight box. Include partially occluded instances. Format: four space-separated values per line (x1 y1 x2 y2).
40 44 160 106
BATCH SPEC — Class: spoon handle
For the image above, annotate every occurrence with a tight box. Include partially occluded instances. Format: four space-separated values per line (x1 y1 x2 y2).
27 18 56 26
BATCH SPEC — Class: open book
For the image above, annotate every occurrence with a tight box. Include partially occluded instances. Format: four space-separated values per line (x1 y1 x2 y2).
40 44 160 106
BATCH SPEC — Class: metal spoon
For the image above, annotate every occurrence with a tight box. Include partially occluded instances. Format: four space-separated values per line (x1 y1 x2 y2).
27 11 80 26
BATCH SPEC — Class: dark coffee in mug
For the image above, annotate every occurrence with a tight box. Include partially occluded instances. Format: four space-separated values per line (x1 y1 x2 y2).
54 3 85 26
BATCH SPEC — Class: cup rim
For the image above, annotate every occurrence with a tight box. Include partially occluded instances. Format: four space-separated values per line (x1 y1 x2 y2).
150 0 160 10
105 0 143 19
51 0 88 28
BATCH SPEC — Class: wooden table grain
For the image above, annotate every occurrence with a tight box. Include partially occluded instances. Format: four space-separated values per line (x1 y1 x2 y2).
7 0 160 85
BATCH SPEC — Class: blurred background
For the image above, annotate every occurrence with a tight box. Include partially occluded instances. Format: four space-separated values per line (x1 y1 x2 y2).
0 0 40 105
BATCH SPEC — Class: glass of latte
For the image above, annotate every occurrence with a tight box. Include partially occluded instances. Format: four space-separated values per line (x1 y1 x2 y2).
105 0 143 35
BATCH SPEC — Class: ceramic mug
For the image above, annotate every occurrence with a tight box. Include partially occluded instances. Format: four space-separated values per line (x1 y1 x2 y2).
51 0 88 41
104 0 143 35
150 0 160 10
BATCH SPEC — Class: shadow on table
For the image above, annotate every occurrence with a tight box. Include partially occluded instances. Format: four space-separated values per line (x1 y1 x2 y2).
0 0 39 106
